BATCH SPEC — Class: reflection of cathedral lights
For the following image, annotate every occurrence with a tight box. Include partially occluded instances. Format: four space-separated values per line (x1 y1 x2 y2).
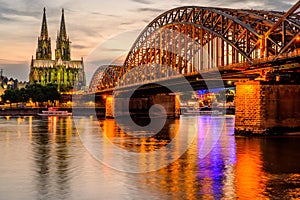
48 116 58 140
46 116 73 143
65 117 72 138
29 116 32 142
17 117 24 124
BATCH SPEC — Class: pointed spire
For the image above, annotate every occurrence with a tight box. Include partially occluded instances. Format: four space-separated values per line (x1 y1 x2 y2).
40 7 48 39
59 8 67 40
36 7 52 60
55 8 70 61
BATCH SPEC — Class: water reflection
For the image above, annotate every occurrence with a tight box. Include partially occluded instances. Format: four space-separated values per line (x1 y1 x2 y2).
0 115 299 199
261 137 300 198
234 138 268 199
31 116 73 199
32 119 51 199
94 116 237 199
103 118 174 152
76 116 197 172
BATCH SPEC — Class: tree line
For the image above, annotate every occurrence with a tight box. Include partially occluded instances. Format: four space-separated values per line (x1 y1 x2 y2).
1 84 61 107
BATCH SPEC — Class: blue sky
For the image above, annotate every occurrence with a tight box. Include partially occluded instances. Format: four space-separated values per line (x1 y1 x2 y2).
0 0 296 83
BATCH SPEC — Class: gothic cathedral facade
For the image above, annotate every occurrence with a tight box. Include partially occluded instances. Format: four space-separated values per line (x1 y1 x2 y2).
29 8 86 91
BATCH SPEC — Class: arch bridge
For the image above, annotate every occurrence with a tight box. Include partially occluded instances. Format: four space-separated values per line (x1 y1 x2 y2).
89 1 300 93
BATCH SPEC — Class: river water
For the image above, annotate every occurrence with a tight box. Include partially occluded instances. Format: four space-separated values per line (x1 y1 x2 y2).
0 115 299 199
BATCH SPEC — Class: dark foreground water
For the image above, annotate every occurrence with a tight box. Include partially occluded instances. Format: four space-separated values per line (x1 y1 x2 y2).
0 115 299 199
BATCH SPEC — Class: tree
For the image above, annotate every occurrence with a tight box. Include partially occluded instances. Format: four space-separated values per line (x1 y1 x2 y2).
1 83 62 107
26 84 44 106
19 88 29 104
44 84 61 104
1 89 21 107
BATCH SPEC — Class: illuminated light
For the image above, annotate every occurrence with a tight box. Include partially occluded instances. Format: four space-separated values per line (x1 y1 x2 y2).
106 96 113 102
296 36 300 41
227 81 232 85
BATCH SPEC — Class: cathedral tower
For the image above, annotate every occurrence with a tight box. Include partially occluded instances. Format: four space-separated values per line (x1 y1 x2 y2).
36 8 52 60
55 9 71 61
30 8 86 91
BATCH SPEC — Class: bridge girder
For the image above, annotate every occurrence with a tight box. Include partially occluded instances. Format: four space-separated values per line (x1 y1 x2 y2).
92 3 300 92
89 65 121 92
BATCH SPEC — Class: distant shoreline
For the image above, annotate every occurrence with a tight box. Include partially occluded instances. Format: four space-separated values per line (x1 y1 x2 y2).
0 107 106 117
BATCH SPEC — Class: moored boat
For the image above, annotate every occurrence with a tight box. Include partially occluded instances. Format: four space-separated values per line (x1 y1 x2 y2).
182 107 223 116
38 107 72 116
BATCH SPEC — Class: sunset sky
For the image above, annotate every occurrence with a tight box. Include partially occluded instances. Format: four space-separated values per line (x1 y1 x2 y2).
0 0 296 84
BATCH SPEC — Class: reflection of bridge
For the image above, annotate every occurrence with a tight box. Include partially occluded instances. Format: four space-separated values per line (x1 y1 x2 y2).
87 2 300 135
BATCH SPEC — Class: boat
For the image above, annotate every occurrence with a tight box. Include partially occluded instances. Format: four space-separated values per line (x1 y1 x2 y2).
199 110 223 115
38 107 72 116
181 107 223 116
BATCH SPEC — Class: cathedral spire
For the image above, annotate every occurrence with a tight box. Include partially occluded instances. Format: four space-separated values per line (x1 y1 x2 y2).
59 8 67 40
40 7 48 39
36 7 52 60
55 8 71 61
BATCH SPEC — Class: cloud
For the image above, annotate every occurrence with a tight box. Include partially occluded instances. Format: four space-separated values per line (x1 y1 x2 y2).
130 0 152 5
91 11 120 18
120 22 135 26
72 44 88 49
0 1 42 19
136 8 166 13
102 47 128 52
0 13 13 22
178 0 295 11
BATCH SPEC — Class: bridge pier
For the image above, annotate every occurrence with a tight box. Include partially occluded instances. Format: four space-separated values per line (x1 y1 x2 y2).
105 95 114 118
148 94 180 118
234 81 300 135
105 94 180 118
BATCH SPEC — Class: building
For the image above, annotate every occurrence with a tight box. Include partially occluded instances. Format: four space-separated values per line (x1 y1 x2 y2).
29 8 86 91
0 69 29 97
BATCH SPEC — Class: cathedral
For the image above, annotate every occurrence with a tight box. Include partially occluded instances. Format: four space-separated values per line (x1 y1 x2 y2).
29 8 86 91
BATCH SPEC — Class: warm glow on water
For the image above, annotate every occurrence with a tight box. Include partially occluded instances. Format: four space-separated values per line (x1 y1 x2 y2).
0 115 299 199
234 139 267 199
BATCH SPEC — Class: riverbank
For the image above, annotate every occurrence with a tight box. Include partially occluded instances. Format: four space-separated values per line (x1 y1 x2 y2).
0 107 106 117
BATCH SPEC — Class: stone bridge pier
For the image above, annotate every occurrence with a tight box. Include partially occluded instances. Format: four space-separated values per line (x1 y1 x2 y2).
235 80 300 135
105 94 180 119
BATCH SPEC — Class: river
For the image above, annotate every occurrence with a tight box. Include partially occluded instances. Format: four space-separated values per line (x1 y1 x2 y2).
0 115 299 199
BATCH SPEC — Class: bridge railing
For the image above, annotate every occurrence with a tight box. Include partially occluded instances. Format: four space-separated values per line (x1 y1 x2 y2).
92 48 300 93
220 48 300 71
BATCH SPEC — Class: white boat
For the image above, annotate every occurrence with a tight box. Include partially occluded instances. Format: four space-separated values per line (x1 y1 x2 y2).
199 110 223 115
38 107 72 116
182 108 223 116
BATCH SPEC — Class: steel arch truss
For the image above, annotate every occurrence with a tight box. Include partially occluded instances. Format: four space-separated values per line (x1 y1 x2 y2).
89 65 121 92
94 3 300 91
123 5 300 70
